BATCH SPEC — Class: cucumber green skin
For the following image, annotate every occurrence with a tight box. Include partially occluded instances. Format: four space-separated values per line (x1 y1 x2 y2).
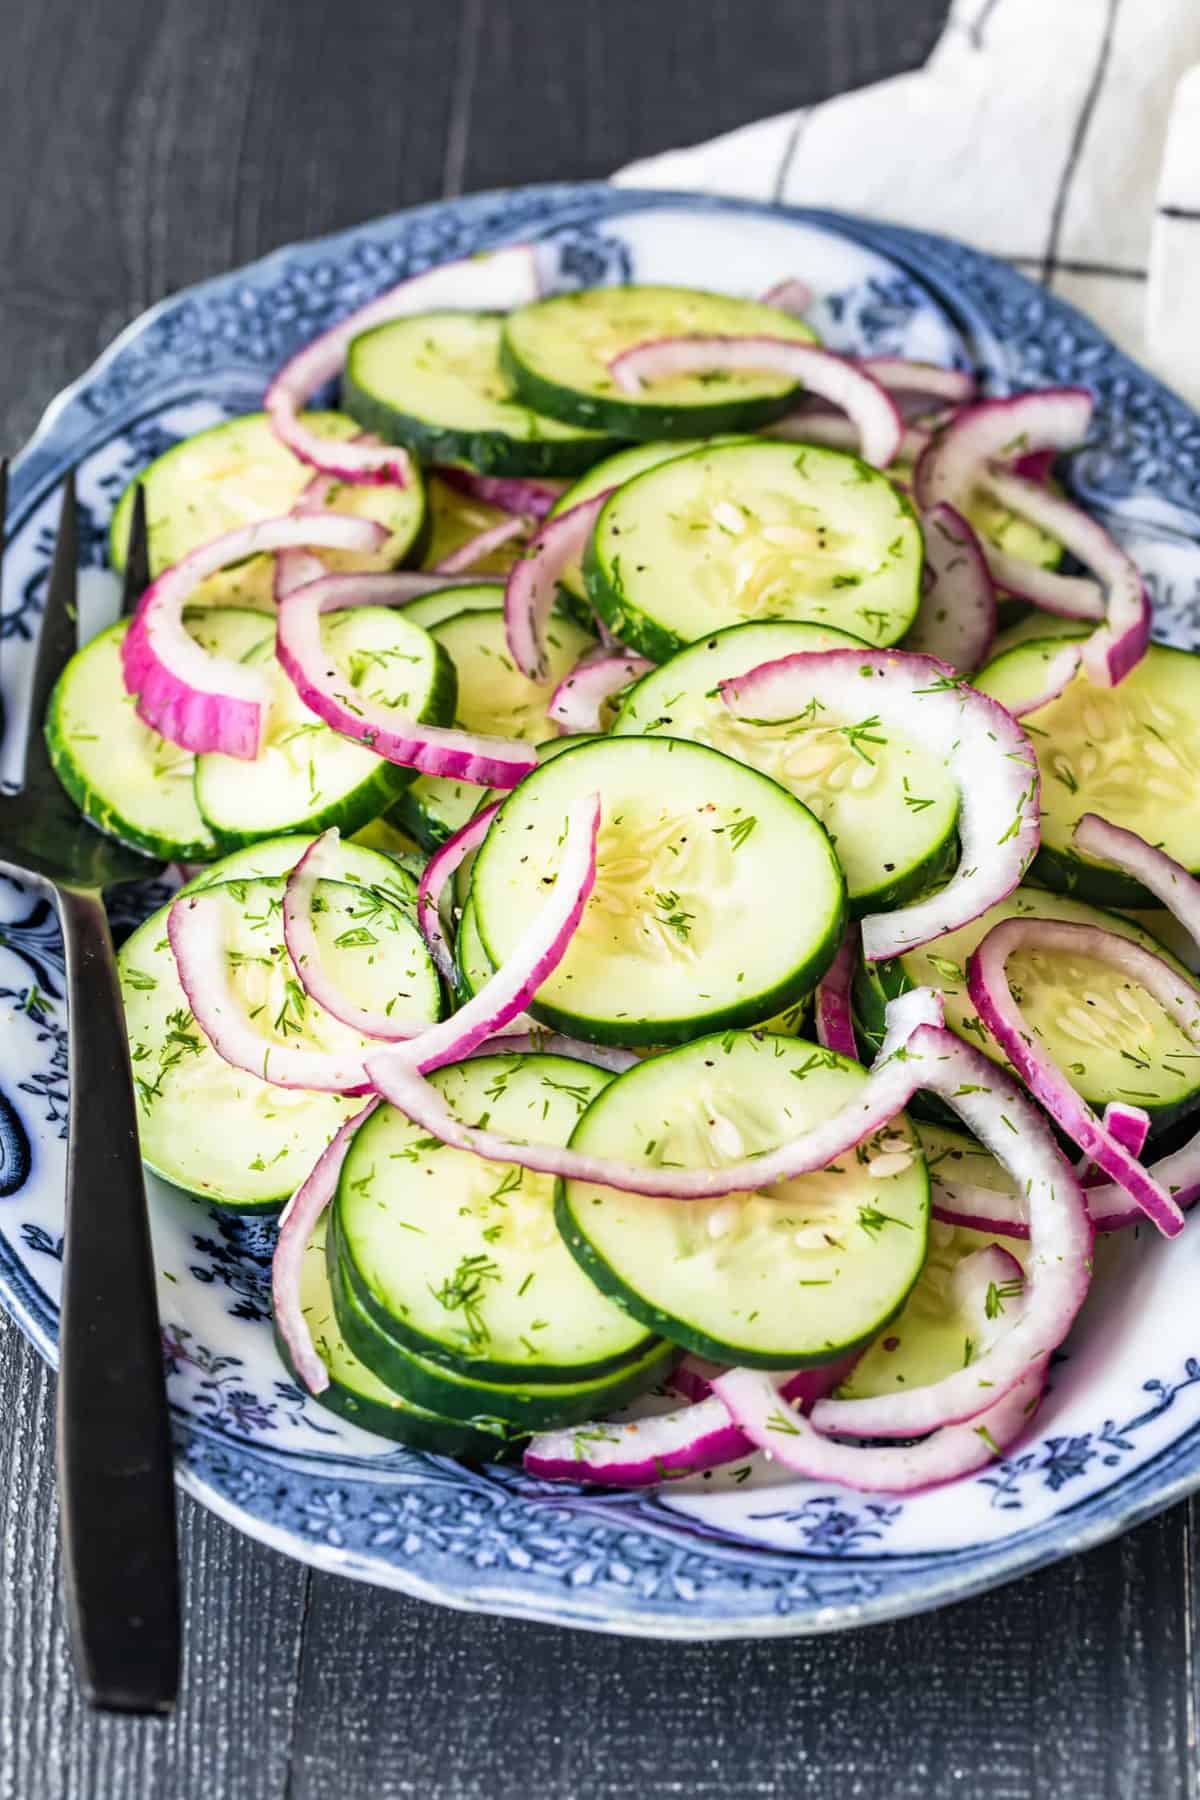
553 1179 928 1371
44 703 214 863
386 782 459 852
195 639 457 852
499 336 801 442
178 833 421 899
1022 851 1163 912
272 1323 516 1458
330 1188 658 1388
328 1250 676 1431
581 532 690 665
854 946 1200 1137
147 1154 294 1215
342 368 624 481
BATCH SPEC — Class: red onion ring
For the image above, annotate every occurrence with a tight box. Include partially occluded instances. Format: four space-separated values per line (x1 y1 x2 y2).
434 466 560 521
981 467 1150 684
1077 1101 1150 1187
275 569 537 787
548 651 652 735
764 408 931 464
271 1101 378 1394
432 515 530 575
608 337 903 468
966 917 1195 1236
711 1357 1047 1495
720 648 1040 962
1073 813 1200 951
122 513 387 759
813 926 859 1059
904 503 996 671
862 358 976 406
760 277 813 316
504 493 609 681
416 801 502 985
264 244 540 485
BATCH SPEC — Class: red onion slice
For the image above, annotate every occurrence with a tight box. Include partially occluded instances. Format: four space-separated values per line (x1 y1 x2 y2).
711 1358 1047 1495
904 503 996 672
282 830 426 1041
548 651 652 734
469 1032 639 1073
608 337 903 468
982 467 1150 684
765 408 931 464
526 1353 850 1486
168 889 374 1092
668 1352 856 1408
931 1104 1153 1236
376 792 601 1075
416 801 501 985
1077 1101 1150 1187
276 570 537 787
504 494 608 681
862 358 976 406
272 1102 378 1394
122 513 386 759
432 515 530 575
1074 813 1200 948
813 926 859 1059
915 389 1105 617
720 648 1040 961
760 277 813 316
264 244 540 484
434 466 560 521
966 917 1194 1236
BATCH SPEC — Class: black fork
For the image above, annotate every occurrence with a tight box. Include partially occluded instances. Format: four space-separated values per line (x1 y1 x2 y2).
0 465 179 1713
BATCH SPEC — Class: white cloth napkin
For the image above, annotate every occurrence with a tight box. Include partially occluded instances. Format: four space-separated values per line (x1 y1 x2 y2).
615 0 1200 407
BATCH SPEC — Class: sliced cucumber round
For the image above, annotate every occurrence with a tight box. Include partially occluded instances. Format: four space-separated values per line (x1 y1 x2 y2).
191 605 455 849
832 1220 1029 1404
453 891 492 999
45 619 216 861
550 437 740 602
501 286 816 439
914 1120 1025 1219
399 581 507 633
280 1218 514 1456
611 619 959 915
855 885 1200 1133
584 441 923 662
988 609 1084 661
109 411 428 610
390 606 594 849
472 735 846 1044
423 475 536 577
119 874 441 1209
334 1053 656 1382
557 1032 930 1367
973 636 1200 905
180 831 419 905
344 312 620 477
890 458 1063 576
328 1245 675 1431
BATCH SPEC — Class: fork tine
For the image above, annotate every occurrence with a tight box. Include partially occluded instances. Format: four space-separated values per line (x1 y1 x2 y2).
120 483 149 617
22 472 78 776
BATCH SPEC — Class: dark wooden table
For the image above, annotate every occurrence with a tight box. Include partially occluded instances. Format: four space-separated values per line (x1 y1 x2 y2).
0 2 1195 1794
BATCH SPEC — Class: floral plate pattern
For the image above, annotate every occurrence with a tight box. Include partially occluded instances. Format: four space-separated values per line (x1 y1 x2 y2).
3 184 1200 1638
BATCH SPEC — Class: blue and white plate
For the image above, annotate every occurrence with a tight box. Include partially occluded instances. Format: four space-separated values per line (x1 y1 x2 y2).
4 184 1200 1639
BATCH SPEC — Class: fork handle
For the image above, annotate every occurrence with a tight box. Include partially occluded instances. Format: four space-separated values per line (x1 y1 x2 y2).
54 884 179 1713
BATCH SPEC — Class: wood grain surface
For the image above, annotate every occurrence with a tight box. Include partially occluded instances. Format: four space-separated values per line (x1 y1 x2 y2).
1 2 1194 1795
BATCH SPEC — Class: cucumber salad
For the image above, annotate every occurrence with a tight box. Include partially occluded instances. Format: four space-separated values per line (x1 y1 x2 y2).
49 243 1200 1495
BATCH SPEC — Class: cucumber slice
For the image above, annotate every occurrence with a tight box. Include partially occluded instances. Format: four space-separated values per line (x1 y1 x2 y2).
423 476 535 576
890 459 1063 575
550 438 740 602
344 313 620 477
448 734 603 916
280 1219 513 1456
390 606 594 849
191 605 455 848
328 1246 675 1431
454 891 493 999
584 441 923 662
914 1120 1024 1218
501 286 816 438
472 735 846 1044
989 609 1084 661
180 831 419 905
557 1032 929 1367
109 412 428 610
973 637 1200 906
45 619 216 861
119 874 441 1209
833 1220 1029 1403
855 884 1200 1133
611 619 959 915
334 1054 656 1382
400 581 507 632
349 814 425 879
